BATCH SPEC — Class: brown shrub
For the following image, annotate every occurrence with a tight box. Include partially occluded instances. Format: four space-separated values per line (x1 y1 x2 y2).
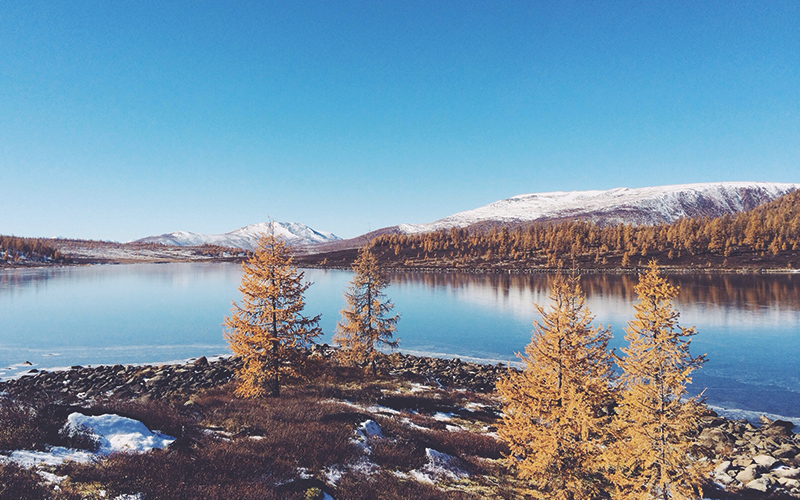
0 462 50 500
369 437 426 471
334 470 480 500
62 440 299 500
421 428 508 460
193 387 359 470
0 397 45 450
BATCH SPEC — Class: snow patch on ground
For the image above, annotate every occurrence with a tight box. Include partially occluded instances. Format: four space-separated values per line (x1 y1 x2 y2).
406 448 469 483
1 413 175 469
67 413 175 454
5 447 95 467
352 419 383 454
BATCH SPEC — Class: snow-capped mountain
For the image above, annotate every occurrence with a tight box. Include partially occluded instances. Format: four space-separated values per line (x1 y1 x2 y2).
397 182 800 233
304 182 799 254
134 222 340 251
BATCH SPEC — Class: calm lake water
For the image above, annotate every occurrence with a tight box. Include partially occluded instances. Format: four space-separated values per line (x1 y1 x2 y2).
1 263 799 421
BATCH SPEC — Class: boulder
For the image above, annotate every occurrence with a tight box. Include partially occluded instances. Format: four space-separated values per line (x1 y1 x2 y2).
736 464 761 484
775 444 800 460
699 428 733 452
773 466 800 479
777 477 800 489
714 460 732 475
745 476 773 493
753 454 781 469
765 419 796 437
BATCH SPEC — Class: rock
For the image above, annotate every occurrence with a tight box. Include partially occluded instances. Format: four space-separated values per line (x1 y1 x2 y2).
713 471 736 485
194 356 208 366
745 476 773 493
700 428 733 452
777 477 800 489
733 457 754 468
753 454 781 469
736 464 761 484
775 444 800 459
773 466 800 479
765 419 795 437
714 460 732 475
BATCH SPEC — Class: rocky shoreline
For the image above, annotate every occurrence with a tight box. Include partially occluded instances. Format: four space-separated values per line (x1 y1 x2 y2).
2 351 799 498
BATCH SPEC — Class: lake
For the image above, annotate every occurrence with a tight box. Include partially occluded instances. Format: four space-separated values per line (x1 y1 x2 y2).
2 263 799 422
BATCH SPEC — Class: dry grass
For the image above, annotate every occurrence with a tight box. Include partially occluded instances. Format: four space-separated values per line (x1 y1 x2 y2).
1 360 518 499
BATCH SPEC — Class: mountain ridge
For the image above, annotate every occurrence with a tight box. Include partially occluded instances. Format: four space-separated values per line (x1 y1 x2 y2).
306 182 799 254
134 221 340 251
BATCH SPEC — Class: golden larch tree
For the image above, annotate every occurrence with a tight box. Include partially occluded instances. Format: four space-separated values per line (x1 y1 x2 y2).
332 247 399 374
224 232 321 398
605 261 708 500
496 275 615 500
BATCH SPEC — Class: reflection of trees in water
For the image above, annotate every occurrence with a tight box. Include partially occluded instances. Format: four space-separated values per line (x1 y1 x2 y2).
0 268 61 295
388 272 800 312
0 263 244 297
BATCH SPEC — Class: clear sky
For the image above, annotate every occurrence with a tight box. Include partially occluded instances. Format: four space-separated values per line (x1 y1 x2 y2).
1 1 798 241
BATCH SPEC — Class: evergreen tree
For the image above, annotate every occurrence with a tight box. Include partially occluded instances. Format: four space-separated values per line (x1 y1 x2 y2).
605 261 708 500
332 247 399 374
496 275 615 500
224 232 321 398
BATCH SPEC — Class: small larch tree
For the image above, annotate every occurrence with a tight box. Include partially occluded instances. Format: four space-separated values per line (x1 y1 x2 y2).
496 275 615 500
332 246 399 374
604 261 708 500
224 232 321 398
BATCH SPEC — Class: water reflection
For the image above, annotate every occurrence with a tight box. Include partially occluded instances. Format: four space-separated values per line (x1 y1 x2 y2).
1 265 799 419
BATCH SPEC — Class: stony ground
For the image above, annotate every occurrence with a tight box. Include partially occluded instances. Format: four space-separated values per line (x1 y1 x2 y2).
2 351 800 499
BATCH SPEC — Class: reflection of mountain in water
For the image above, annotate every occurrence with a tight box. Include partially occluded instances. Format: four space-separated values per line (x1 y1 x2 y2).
389 271 800 315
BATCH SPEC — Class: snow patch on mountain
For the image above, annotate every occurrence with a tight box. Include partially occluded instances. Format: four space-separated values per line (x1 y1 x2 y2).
134 222 340 251
398 182 799 234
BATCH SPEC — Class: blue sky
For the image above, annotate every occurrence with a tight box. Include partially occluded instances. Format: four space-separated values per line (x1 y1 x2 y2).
1 1 798 241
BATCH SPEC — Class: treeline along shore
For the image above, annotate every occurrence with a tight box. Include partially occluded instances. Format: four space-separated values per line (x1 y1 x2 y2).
2 350 800 498
297 189 800 272
5 190 800 272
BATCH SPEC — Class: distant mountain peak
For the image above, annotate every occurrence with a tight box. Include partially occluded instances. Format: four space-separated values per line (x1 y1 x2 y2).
306 181 800 254
398 182 800 233
134 221 340 251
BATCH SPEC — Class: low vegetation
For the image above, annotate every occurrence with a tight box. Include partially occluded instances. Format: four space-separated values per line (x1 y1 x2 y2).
0 363 519 499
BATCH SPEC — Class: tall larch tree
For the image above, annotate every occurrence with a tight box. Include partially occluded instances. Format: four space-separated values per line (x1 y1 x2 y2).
332 246 399 375
224 232 321 398
605 261 708 500
496 275 615 500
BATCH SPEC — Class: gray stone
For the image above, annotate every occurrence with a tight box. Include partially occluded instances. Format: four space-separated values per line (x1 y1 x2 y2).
775 444 800 459
753 454 781 469
745 476 773 493
712 471 735 485
736 464 761 483
777 477 800 489
714 460 732 474
773 466 800 479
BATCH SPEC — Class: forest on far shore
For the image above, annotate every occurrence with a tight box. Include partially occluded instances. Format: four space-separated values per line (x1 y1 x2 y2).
6 189 800 271
297 189 800 271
